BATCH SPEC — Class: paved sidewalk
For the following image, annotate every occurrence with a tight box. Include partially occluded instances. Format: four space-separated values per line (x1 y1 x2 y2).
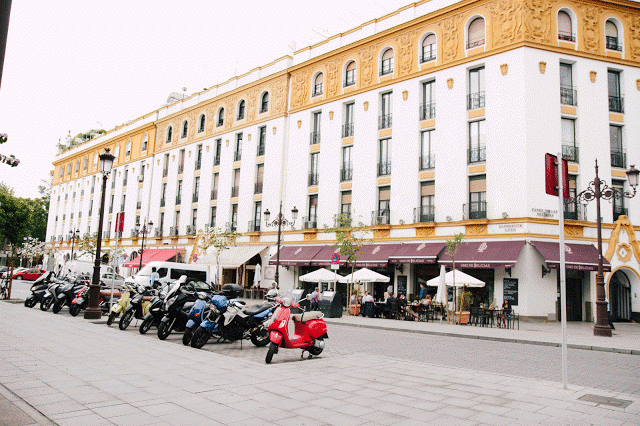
1 300 640 426
322 313 640 355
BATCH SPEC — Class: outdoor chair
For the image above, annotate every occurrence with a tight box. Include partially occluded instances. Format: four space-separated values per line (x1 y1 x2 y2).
507 311 520 329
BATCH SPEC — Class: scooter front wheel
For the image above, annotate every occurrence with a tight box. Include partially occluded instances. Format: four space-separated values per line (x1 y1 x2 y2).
182 328 194 346
24 297 37 308
52 299 64 314
69 304 81 317
139 317 153 334
106 311 117 326
119 309 134 330
157 321 172 340
40 298 53 311
190 327 210 349
265 342 278 364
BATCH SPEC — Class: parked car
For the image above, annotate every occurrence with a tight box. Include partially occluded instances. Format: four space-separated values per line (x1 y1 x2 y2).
13 268 46 281
101 272 126 289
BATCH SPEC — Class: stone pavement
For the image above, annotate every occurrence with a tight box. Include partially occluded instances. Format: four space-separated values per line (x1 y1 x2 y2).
1 300 640 426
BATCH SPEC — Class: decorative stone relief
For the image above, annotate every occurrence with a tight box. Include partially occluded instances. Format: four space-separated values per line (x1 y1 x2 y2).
274 77 287 114
187 111 197 141
447 78 454 89
415 226 435 238
363 101 369 111
246 89 257 122
396 30 417 76
490 0 525 47
297 120 302 128
523 0 553 43
465 224 487 235
326 58 342 98
402 90 408 101
329 111 334 120
501 63 508 75
580 5 602 53
247 134 252 141
637 79 640 90
291 70 310 108
590 71 597 82
539 61 546 73
358 44 379 88
440 14 462 63
272 127 277 135
629 15 640 61
564 225 583 237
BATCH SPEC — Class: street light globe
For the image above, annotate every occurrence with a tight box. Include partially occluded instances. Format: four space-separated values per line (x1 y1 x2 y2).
99 148 115 175
263 209 271 222
626 164 639 188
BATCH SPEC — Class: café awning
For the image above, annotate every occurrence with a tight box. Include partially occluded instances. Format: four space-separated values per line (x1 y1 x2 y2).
268 245 324 266
310 246 345 267
530 241 610 272
354 244 402 268
122 248 181 268
388 242 445 264
200 245 267 268
438 240 526 269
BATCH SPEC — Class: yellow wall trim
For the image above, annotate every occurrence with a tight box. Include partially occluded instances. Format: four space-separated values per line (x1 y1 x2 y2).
340 182 352 189
420 119 435 129
568 164 579 173
420 61 436 71
255 155 265 163
310 143 320 152
606 50 623 59
611 169 627 178
210 200 217 207
231 197 239 204
609 113 624 123
233 161 241 168
466 45 485 57
308 187 318 193
419 171 435 180
254 194 263 201
342 136 354 145
378 128 392 138
468 164 485 174
343 85 356 94
468 108 485 119
561 105 577 115
558 41 576 50
378 177 391 185
379 74 393 83
213 166 220 173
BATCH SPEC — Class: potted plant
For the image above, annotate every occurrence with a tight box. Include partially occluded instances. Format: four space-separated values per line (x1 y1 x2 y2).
456 290 473 324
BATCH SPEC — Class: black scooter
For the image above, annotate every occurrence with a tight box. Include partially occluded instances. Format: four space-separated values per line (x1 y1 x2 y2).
52 274 88 314
157 277 206 340
24 272 53 311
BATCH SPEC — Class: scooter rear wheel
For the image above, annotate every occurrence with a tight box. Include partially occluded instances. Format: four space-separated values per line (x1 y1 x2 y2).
52 299 64 314
106 311 117 326
24 298 37 308
69 304 81 317
119 310 134 330
308 338 324 356
250 327 270 347
265 342 278 364
182 328 193 346
139 317 153 334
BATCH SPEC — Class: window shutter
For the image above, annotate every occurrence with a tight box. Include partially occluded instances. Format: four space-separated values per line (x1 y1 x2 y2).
315 73 324 85
382 48 394 61
423 34 436 46
606 21 618 37
379 186 391 201
558 11 571 34
468 18 485 42
342 191 352 204
421 181 435 196
469 176 486 192
346 61 356 71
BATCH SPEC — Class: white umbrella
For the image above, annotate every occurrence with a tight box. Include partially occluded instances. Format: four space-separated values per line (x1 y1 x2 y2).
299 268 342 283
253 263 262 288
338 268 390 283
427 269 485 288
435 265 448 305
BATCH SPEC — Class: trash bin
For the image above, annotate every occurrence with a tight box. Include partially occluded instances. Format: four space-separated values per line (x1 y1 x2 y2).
319 291 342 318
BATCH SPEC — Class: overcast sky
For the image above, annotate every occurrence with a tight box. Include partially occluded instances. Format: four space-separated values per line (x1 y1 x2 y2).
0 0 407 199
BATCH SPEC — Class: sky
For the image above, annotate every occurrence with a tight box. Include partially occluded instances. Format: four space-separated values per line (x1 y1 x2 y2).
0 0 409 199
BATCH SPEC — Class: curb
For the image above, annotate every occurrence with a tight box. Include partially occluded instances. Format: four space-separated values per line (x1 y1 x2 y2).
325 319 640 355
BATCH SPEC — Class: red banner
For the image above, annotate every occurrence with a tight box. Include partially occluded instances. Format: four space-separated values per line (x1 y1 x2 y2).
545 153 569 198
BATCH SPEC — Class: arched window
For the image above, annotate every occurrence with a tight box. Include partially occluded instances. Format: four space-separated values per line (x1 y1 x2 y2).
313 73 324 96
260 92 269 113
606 20 621 51
237 100 245 120
198 114 205 133
217 108 225 126
380 48 394 75
558 11 574 41
181 120 188 138
166 126 172 144
125 140 131 157
113 145 120 163
467 18 485 48
344 61 356 87
421 34 436 62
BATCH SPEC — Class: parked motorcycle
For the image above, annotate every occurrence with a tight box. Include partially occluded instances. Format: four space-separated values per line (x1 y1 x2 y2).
189 294 228 348
138 290 166 335
265 295 328 364
52 274 88 314
107 284 135 326
182 292 212 345
119 285 155 330
157 276 211 340
69 282 110 317
24 271 54 310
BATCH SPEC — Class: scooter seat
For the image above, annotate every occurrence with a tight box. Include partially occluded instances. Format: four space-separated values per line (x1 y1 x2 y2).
243 302 272 316
291 311 324 322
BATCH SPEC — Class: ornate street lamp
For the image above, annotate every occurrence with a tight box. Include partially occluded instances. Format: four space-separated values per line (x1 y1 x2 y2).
69 229 79 260
566 160 639 336
84 148 115 319
136 218 153 270
263 202 298 286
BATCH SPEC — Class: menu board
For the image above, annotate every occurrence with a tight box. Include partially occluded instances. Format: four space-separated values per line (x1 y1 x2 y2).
503 278 518 305
321 282 328 292
397 275 407 295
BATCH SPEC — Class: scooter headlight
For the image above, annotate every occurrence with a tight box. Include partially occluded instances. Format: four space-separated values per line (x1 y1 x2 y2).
165 295 178 309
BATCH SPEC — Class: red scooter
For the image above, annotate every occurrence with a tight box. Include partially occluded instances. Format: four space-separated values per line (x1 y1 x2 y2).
265 296 328 364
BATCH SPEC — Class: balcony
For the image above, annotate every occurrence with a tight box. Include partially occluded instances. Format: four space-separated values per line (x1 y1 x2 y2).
195 159 201 171
192 193 198 203
414 205 435 223
136 201 142 210
340 167 352 182
419 154 435 170
103 231 110 239
234 151 242 162
310 131 321 145
378 161 391 176
178 164 184 174
160 198 165 207
254 182 263 194
210 189 217 200
257 144 265 156
611 149 626 168
380 60 393 76
303 215 318 229
231 186 239 197
308 173 319 186
564 202 586 221
466 36 485 49
420 102 436 120
558 31 576 42
609 96 624 113
372 209 391 225
560 85 577 106
214 155 220 166
562 144 579 162
248 220 261 232
463 201 487 220
342 123 354 138
378 114 392 129
606 36 622 51
467 92 485 110
613 206 628 222
122 178 127 187
468 147 486 163
313 83 323 97
230 221 237 232
420 49 436 63
162 168 168 177
175 195 181 205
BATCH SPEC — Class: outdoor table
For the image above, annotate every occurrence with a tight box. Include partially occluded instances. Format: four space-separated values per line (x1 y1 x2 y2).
482 308 502 327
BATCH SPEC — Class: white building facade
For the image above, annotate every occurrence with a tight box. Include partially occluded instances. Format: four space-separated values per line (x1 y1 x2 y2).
47 0 640 321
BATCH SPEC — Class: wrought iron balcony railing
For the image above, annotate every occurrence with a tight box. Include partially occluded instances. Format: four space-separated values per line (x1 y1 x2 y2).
420 102 436 120
372 209 391 225
609 95 624 113
210 189 217 200
558 31 575 42
468 147 486 163
467 92 485 110
419 155 435 170
613 206 628 222
231 186 239 197
560 85 577 106
463 201 487 220
606 36 622 51
420 48 436 63
308 173 319 186
257 144 265 156
380 60 393 76
611 149 626 168
342 123 354 138
562 144 579 163
214 155 220 166
310 131 321 145
564 202 586 221
466 36 485 49
248 220 261 232
378 114 392 129
378 161 391 176
340 167 352 182
414 205 435 223
254 182 263 194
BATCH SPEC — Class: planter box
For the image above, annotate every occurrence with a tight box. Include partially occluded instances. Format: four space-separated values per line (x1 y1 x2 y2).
456 311 471 324
349 304 361 315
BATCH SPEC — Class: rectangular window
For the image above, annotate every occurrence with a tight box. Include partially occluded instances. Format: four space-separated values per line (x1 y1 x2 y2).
561 118 577 162
235 133 243 161
309 153 319 186
379 92 392 129
253 202 261 232
257 126 266 156
610 125 625 168
231 204 238 231
560 63 576 106
120 194 126 212
341 146 352 181
109 194 114 214
311 112 321 144
469 175 487 219
232 169 240 197
342 102 354 137
341 191 352 217
255 164 264 194
195 144 202 170
211 173 219 200
178 149 185 174
174 210 180 229
378 138 391 176
468 120 486 163
419 181 435 222
210 206 217 228
420 130 434 170
377 186 391 225
123 167 128 186
307 195 318 228
162 154 169 177
159 212 164 234
191 208 197 227
612 180 626 221
141 135 148 152
125 141 131 158
608 70 623 113
176 180 182 204
421 80 435 120
160 183 167 207
192 176 200 202
468 67 485 109
214 139 222 165
564 175 580 220
136 186 143 210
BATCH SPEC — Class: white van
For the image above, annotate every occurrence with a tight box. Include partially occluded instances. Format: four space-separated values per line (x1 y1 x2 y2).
62 260 113 277
124 261 210 287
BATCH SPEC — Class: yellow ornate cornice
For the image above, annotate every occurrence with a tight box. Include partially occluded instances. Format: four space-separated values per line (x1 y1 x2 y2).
604 215 640 265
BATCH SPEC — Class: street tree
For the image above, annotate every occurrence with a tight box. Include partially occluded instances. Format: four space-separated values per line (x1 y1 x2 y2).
198 227 240 288
0 183 31 299
445 232 465 321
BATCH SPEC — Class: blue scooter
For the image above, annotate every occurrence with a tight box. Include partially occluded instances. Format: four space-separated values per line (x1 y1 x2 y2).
182 292 213 346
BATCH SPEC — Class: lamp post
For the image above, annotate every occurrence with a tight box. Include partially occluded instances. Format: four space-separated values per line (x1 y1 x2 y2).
136 218 153 270
84 148 115 320
263 202 298 286
566 160 639 336
69 229 79 260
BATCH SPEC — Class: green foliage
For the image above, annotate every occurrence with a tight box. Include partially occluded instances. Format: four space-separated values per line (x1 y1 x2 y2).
0 184 32 247
457 290 473 312
326 214 366 267
57 129 106 153
198 227 240 286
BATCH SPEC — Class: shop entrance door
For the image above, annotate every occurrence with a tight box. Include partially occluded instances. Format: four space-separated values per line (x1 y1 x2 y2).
610 270 631 321
558 274 583 321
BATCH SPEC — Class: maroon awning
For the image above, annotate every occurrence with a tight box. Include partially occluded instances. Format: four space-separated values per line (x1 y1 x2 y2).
354 244 402 268
388 242 445 264
530 241 610 272
438 241 526 269
310 246 345 267
268 245 324 266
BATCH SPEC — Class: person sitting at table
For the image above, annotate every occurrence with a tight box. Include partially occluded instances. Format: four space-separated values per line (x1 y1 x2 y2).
361 291 375 317
499 299 512 328
385 293 397 319
423 294 432 305
397 293 408 319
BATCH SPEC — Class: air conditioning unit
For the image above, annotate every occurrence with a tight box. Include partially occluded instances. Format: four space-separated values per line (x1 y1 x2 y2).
376 216 390 225
186 225 196 235
137 175 144 182
154 228 162 237
303 221 316 229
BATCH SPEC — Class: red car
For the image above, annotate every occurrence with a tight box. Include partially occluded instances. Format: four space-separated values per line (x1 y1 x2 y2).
13 268 46 281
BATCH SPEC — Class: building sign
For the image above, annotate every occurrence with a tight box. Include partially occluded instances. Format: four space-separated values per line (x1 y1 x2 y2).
503 278 518 305
531 208 558 218
497 223 524 233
